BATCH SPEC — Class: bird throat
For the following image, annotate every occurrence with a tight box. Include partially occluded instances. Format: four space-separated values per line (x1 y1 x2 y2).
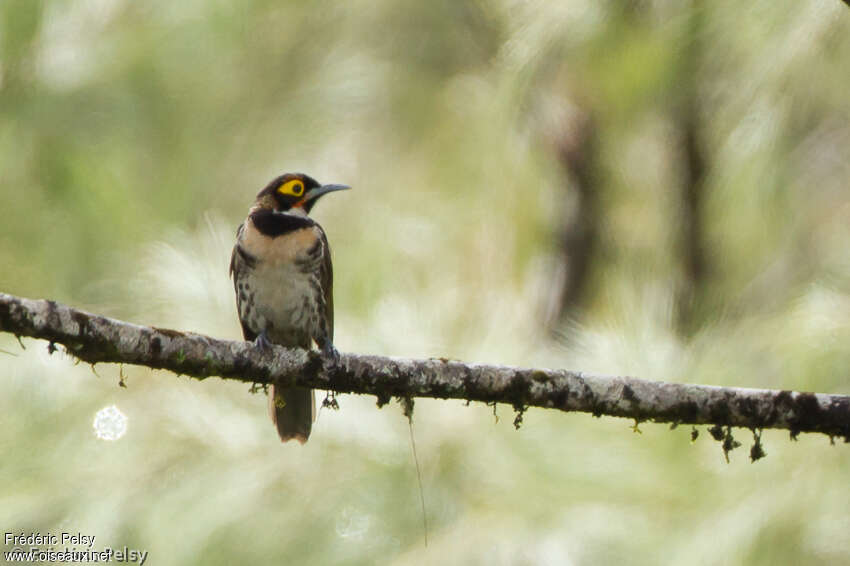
249 209 316 238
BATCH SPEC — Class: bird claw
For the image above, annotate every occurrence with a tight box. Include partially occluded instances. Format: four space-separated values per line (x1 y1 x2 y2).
321 343 340 371
254 330 272 351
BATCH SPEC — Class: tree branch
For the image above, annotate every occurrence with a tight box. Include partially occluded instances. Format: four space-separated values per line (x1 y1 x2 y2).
1 292 848 442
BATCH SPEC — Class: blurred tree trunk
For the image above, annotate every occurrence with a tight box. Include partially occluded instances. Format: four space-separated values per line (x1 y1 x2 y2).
545 107 601 330
674 96 708 336
674 1 710 337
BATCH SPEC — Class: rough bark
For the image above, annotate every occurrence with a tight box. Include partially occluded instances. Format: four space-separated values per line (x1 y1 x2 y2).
1 292 848 442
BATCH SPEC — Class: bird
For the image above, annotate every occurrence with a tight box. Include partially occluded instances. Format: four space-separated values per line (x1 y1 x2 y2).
230 172 349 443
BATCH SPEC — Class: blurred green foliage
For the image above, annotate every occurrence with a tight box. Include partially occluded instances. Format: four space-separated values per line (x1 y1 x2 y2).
1 0 849 564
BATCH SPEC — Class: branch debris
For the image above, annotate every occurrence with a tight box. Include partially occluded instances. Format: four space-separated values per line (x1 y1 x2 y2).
1 292 848 441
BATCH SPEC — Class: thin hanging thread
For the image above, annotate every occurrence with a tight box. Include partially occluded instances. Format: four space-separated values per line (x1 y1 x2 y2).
408 417 429 546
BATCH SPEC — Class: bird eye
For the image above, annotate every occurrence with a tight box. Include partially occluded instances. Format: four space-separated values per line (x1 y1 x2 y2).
278 180 305 197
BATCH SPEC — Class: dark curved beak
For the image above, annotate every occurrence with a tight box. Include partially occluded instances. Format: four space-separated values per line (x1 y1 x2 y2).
305 183 351 201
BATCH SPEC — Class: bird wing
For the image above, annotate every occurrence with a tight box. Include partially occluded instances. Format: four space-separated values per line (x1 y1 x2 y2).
230 222 259 342
319 228 334 342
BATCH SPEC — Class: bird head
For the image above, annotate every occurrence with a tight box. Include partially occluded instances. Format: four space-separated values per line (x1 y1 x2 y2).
255 173 350 214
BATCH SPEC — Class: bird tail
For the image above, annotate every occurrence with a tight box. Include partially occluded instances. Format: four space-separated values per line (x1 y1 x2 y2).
269 385 315 444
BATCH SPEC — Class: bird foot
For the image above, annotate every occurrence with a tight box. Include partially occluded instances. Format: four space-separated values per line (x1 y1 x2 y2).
254 330 273 351
321 342 340 371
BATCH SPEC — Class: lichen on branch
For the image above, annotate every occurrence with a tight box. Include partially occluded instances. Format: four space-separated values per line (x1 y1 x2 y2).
1 292 848 442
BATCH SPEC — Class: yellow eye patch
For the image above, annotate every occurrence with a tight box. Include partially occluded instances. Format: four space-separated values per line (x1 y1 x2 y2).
277 179 305 197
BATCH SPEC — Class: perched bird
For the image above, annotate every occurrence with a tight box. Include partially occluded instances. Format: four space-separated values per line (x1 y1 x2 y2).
230 173 349 443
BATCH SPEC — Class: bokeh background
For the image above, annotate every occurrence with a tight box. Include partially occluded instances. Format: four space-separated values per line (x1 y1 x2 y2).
2 0 850 564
